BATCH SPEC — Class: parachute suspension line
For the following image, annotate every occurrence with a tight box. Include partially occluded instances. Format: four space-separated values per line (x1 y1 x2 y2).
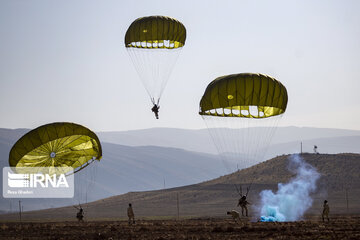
202 116 232 173
239 115 282 169
250 120 279 182
202 116 247 173
202 114 283 174
127 47 182 105
202 116 225 172
199 73 287 195
127 48 152 96
250 117 275 166
150 97 160 106
73 150 99 205
74 159 98 205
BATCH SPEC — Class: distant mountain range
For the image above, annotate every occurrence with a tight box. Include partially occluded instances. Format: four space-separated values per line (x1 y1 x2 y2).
97 127 360 156
0 126 359 212
1 126 359 155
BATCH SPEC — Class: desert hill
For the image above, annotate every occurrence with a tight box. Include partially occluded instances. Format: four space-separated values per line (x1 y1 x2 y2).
0 142 224 211
1 153 359 221
2 126 359 211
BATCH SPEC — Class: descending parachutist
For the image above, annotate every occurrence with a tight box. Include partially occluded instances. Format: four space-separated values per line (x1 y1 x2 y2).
151 104 160 119
125 16 186 118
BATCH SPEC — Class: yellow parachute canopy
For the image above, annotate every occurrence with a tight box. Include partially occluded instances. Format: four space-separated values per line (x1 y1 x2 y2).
199 73 288 118
125 15 186 49
9 122 102 174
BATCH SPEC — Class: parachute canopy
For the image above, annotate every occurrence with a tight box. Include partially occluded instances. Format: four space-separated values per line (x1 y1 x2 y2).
125 16 186 107
199 73 288 170
9 122 102 173
199 73 288 118
125 15 186 49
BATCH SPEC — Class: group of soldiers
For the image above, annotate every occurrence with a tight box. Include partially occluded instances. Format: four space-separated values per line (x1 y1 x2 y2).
74 192 330 223
75 203 136 224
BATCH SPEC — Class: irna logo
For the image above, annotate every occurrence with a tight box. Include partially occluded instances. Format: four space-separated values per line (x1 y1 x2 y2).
3 167 74 198
8 172 69 188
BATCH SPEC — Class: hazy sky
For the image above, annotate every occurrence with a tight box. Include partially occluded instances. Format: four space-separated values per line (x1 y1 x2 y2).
0 0 359 131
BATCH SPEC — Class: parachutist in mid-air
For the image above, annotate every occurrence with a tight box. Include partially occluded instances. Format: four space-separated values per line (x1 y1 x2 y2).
125 16 186 121
151 104 160 119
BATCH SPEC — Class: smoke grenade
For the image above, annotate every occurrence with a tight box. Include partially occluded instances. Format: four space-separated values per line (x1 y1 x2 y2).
258 154 320 222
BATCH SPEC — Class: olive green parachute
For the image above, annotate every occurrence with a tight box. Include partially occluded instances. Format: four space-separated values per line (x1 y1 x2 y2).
125 16 186 49
199 73 288 118
125 16 187 109
199 73 288 170
9 122 102 174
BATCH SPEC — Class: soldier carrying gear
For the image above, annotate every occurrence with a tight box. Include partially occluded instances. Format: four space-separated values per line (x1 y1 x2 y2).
76 207 84 222
151 104 160 119
236 184 251 217
227 210 241 222
322 200 330 222
237 195 250 217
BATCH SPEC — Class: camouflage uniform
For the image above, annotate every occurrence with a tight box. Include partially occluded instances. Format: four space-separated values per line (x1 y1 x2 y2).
127 203 135 224
151 105 160 119
227 210 240 222
237 196 250 217
76 208 84 222
322 200 330 222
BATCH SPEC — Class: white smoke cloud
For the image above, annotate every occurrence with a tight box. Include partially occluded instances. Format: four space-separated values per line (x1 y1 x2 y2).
258 154 320 222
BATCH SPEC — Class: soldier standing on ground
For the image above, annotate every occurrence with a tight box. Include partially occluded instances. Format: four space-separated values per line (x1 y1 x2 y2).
237 195 250 217
76 207 84 222
127 203 135 224
322 200 330 222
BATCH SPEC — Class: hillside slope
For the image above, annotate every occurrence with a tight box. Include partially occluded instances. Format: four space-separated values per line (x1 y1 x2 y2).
0 141 224 211
2 153 359 221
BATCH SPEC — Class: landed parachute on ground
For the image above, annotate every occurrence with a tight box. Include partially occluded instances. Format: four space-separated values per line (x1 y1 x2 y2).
9 122 102 175
199 73 288 171
125 15 186 118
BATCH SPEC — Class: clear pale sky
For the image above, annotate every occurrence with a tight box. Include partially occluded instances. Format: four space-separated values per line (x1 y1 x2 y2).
0 0 359 131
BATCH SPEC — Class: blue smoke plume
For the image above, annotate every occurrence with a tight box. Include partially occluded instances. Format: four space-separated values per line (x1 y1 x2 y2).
259 154 320 222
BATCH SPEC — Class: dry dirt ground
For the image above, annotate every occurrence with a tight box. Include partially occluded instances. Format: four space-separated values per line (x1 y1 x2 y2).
0 215 360 240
